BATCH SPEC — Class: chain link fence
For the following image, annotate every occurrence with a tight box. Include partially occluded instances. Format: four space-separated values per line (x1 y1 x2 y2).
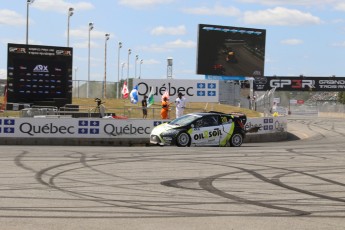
73 79 130 99
254 87 276 116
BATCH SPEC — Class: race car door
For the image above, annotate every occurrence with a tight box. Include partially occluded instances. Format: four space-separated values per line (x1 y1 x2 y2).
191 115 221 146
219 115 234 146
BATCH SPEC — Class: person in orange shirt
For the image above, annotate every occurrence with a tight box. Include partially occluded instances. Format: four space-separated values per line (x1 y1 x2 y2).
160 97 171 119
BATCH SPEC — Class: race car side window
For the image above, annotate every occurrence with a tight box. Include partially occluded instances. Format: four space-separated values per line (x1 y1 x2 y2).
202 115 218 127
194 119 203 128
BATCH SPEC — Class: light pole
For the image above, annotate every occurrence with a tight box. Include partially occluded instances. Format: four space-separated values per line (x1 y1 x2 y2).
87 22 94 98
127 48 131 83
103 33 110 98
26 0 35 45
74 67 78 81
134 54 139 78
117 41 122 99
139 59 143 79
67 7 74 47
121 62 125 80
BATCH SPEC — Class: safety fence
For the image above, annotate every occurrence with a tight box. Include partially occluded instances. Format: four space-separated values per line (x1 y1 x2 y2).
2 104 205 120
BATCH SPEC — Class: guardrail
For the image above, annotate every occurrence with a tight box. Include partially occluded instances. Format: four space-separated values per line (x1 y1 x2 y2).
2 104 206 120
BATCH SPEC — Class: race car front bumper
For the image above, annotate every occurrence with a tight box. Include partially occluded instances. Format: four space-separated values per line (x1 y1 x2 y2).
150 135 173 146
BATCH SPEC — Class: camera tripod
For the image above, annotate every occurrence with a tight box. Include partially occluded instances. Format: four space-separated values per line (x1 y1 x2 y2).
91 98 106 118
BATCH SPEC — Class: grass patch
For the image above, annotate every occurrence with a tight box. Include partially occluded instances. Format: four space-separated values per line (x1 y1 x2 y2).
0 96 262 118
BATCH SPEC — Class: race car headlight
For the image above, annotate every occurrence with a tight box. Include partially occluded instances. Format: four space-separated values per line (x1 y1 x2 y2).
151 135 160 142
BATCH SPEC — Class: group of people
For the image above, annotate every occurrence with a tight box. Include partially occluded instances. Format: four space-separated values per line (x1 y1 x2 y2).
160 92 186 119
141 92 186 119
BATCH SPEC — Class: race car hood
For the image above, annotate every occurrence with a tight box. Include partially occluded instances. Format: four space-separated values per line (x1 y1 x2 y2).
151 123 180 136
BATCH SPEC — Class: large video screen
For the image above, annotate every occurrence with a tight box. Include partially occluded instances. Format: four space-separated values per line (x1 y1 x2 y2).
7 43 73 105
197 24 266 77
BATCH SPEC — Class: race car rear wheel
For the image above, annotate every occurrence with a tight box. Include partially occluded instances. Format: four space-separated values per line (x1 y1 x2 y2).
176 132 190 147
230 133 243 147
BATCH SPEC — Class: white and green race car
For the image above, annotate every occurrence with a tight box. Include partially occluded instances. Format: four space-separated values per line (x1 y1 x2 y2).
150 111 248 147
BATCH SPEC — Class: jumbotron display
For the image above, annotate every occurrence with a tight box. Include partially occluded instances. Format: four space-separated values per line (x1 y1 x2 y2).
197 24 266 77
7 43 73 106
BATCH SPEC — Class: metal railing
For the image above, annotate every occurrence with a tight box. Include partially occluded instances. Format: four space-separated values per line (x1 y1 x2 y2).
72 79 133 99
8 104 205 120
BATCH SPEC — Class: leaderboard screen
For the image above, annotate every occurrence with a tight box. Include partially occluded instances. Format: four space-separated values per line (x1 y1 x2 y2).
7 43 73 104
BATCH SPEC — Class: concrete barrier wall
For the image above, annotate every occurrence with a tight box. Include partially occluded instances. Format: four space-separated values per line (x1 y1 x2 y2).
318 112 345 119
0 116 288 146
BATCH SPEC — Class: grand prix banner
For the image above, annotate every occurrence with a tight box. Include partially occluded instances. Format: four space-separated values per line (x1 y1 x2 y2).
254 77 345 91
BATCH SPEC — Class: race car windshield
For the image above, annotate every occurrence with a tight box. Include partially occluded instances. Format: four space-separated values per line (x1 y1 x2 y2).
169 114 201 126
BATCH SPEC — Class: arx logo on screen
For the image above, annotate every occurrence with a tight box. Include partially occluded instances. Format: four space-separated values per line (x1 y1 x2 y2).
33 65 49 73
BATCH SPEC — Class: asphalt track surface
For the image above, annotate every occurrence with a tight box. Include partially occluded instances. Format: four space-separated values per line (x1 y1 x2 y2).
0 116 345 230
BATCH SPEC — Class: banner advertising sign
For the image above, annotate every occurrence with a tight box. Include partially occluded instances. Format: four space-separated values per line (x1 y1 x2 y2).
0 116 287 139
132 79 219 102
254 77 345 91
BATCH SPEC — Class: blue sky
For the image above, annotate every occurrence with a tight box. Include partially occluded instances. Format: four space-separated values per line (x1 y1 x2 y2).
1 0 345 81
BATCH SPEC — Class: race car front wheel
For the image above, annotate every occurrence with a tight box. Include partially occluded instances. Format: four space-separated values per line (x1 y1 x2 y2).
230 133 243 147
176 132 190 147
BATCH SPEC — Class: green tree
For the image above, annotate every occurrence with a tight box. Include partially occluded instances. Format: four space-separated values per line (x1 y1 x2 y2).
338 92 345 104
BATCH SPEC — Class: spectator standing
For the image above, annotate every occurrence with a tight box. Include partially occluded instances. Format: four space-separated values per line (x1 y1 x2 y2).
160 96 170 119
175 92 186 118
142 95 148 119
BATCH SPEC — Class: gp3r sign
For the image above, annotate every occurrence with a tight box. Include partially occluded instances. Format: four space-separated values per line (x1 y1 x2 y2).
254 77 345 91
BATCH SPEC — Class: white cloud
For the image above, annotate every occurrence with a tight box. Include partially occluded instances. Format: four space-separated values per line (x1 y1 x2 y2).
281 39 303 45
332 41 345 47
0 69 6 79
0 10 26 26
334 2 345 11
151 25 186 36
32 0 94 13
243 7 322 26
139 39 196 53
140 59 160 65
182 4 241 17
236 0 339 6
119 0 174 8
238 0 345 12
164 39 196 49
70 26 111 40
1 37 42 45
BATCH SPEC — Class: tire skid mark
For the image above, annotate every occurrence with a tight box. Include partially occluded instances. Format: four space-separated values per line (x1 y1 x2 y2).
36 153 208 216
198 172 310 216
232 165 345 204
286 148 328 160
10 126 345 218
14 151 35 172
187 159 345 212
